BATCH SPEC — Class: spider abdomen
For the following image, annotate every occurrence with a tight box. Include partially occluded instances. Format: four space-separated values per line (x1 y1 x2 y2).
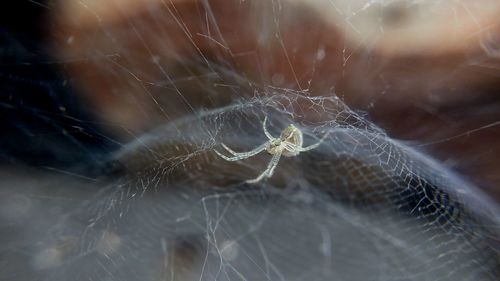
279 124 303 157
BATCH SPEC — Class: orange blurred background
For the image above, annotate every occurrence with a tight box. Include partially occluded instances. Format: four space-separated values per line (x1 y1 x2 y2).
48 0 500 198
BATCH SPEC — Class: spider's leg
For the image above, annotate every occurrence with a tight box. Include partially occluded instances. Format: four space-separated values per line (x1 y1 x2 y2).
298 131 330 152
221 143 267 157
283 142 298 151
245 170 268 184
220 143 239 155
246 152 282 184
262 116 276 140
220 143 245 156
215 143 267 161
266 152 282 177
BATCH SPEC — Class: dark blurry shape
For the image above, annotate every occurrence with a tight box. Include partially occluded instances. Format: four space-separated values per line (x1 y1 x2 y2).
0 1 113 171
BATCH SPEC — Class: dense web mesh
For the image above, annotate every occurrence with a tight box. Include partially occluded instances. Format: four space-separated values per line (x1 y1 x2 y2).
1 0 500 281
2 92 499 281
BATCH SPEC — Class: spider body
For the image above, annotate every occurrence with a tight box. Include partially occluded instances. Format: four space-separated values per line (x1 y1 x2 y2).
267 124 303 157
214 117 328 183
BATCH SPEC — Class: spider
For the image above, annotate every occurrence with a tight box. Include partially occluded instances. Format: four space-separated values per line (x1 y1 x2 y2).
214 117 329 183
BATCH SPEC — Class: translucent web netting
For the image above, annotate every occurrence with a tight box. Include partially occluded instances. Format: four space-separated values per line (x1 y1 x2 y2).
2 92 499 281
1 0 500 280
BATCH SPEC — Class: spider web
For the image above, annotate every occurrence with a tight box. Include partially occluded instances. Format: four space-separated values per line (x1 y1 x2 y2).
0 1 500 281
2 93 500 281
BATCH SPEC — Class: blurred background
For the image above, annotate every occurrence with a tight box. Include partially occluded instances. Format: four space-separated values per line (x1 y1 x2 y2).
2 0 500 197
1 0 500 280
